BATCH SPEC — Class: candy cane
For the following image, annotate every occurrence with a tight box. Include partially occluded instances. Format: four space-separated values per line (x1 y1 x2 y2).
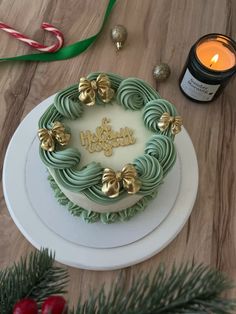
0 22 64 52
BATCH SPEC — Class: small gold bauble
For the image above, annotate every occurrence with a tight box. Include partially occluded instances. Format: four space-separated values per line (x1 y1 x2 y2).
153 63 171 81
111 25 128 50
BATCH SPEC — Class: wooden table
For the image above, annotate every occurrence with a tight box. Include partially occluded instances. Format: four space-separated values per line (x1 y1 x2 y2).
0 0 236 306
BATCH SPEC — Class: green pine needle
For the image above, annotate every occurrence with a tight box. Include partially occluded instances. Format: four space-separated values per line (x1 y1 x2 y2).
72 264 236 314
0 249 68 314
0 250 235 314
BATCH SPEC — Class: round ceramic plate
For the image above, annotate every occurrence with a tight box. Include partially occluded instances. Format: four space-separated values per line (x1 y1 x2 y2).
3 95 198 270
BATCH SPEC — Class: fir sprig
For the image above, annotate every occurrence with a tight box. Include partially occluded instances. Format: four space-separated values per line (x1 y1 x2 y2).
0 250 235 314
0 249 68 314
73 264 236 314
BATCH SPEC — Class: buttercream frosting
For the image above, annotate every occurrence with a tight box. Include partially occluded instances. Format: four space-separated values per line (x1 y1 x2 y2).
38 72 179 220
48 174 157 224
54 84 84 119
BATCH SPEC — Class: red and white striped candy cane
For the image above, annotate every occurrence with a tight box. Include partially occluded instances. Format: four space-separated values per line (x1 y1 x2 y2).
0 22 64 52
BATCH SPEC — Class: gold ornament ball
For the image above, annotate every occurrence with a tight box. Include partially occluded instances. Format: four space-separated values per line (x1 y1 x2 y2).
111 25 128 50
153 63 171 81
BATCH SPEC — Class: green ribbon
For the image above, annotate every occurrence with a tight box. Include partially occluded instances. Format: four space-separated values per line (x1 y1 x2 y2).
0 0 116 62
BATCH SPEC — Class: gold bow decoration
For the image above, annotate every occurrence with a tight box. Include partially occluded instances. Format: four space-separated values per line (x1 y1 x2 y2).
38 121 70 152
78 73 115 106
158 112 183 135
102 164 141 198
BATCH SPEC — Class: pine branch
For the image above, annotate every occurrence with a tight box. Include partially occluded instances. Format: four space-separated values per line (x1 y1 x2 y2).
0 250 235 314
72 264 236 314
0 249 68 314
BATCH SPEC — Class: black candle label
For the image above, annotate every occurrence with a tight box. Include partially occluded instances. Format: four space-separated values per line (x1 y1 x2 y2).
180 69 220 101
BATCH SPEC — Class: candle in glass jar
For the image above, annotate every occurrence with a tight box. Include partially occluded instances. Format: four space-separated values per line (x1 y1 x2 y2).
179 34 236 103
196 40 236 71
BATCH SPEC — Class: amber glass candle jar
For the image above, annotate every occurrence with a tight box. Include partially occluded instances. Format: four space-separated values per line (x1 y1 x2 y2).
179 34 236 103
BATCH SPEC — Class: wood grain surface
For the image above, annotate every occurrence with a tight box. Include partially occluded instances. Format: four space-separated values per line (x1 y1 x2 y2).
0 0 236 306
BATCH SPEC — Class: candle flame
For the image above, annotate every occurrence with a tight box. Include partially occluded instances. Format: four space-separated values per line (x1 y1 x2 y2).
211 54 219 64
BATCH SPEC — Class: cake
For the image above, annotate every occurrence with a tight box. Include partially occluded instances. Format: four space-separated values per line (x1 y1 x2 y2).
38 72 182 223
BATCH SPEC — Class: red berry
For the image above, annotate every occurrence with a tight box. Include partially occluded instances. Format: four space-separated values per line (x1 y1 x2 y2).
41 296 68 314
13 298 38 314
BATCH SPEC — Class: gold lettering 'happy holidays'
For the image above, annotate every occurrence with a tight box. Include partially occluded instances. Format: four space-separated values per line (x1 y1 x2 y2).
80 117 136 157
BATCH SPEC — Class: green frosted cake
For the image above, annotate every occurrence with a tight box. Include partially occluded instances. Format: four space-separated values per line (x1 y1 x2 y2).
38 72 182 223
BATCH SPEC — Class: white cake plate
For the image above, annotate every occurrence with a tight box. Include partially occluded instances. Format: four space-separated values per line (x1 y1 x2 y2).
3 96 198 270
